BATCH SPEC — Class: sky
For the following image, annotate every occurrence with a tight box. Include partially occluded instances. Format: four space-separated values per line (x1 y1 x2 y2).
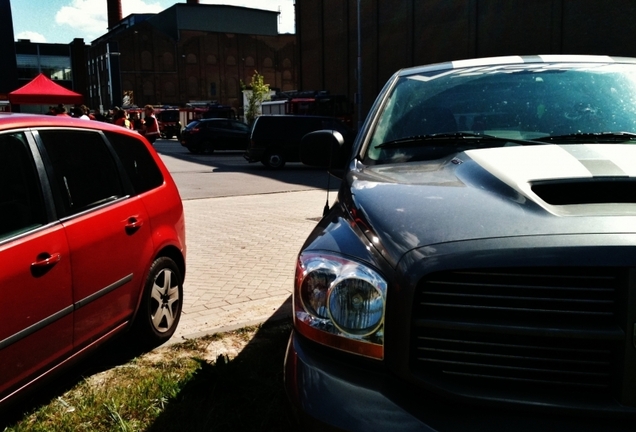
10 0 295 44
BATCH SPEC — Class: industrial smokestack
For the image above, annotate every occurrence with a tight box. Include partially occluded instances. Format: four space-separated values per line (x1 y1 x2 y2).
107 0 122 30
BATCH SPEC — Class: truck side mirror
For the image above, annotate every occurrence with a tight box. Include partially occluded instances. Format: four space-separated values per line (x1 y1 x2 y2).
300 130 347 177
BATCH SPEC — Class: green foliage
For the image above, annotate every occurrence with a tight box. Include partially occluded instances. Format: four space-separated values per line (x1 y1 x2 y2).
241 71 271 126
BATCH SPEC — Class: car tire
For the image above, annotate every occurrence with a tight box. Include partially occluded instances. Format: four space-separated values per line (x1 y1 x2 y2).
187 145 203 154
202 140 214 154
131 256 183 347
263 150 286 169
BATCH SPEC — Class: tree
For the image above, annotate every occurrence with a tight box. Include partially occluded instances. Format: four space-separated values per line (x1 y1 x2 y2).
241 71 270 126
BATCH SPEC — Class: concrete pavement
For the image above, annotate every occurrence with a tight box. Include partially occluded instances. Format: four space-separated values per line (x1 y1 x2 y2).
170 189 330 342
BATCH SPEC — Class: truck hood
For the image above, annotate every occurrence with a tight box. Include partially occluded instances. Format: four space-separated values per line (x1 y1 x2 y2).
345 144 636 264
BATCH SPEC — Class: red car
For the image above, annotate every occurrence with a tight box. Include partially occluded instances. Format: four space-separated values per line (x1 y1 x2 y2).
0 113 186 407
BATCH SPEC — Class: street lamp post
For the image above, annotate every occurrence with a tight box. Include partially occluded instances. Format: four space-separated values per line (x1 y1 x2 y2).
96 57 103 113
106 41 121 109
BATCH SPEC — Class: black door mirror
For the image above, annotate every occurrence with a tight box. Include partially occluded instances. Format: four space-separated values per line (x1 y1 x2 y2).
300 130 348 177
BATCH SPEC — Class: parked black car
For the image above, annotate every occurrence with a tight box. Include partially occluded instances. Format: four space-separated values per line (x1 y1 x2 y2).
180 118 250 154
244 115 354 169
285 55 636 431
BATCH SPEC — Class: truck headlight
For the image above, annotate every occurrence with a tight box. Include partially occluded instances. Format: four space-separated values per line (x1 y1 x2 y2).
295 252 387 359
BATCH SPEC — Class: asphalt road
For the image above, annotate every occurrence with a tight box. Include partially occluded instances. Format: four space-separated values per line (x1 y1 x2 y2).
153 138 339 200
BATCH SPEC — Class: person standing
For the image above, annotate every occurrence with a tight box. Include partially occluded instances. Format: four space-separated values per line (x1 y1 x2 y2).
142 105 159 144
55 104 70 116
114 109 132 129
129 111 143 131
78 105 91 120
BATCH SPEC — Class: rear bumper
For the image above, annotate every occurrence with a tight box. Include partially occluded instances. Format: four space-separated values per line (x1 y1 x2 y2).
284 330 634 432
180 136 197 147
243 148 264 163
161 125 180 134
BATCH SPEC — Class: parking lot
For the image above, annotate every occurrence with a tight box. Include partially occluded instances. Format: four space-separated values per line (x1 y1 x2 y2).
152 140 334 341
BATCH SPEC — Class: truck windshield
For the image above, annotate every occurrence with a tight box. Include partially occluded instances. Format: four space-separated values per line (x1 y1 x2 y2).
365 62 636 164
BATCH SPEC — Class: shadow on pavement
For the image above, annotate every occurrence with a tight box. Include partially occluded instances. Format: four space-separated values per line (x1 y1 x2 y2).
144 298 296 431
154 142 340 192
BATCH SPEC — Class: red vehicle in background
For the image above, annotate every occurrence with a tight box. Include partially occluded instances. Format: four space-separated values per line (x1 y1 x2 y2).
156 107 181 139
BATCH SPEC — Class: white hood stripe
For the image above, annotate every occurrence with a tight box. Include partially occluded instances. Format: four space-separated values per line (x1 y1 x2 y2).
466 144 636 193
559 145 627 177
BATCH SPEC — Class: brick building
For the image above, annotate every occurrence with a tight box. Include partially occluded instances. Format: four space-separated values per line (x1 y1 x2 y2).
88 2 297 112
296 0 636 124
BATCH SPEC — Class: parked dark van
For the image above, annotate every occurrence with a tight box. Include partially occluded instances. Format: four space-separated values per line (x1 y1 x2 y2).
244 115 353 169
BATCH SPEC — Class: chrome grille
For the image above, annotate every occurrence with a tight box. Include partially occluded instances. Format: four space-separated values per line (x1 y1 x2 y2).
410 267 625 396
416 267 619 323
413 329 614 391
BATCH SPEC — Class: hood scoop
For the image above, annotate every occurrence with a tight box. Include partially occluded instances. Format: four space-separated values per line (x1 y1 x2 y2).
531 178 636 205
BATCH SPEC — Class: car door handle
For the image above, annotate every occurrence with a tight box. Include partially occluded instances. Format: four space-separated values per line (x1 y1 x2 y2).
31 252 62 268
125 216 143 234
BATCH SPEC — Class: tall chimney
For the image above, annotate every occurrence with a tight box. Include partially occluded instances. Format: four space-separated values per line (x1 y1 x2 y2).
107 0 123 30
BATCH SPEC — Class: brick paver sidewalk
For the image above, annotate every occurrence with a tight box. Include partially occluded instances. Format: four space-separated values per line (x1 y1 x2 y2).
170 189 328 341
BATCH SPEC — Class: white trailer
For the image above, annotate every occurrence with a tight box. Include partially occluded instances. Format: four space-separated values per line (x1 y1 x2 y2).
261 100 289 115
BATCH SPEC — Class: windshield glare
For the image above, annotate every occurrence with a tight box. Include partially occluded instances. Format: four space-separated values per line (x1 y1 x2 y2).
365 62 636 164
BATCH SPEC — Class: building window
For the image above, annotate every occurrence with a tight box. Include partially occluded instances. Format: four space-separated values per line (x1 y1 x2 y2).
188 76 198 97
16 54 71 80
164 82 176 97
122 84 134 107
209 82 217 97
162 52 174 71
245 56 255 67
227 77 237 97
263 57 273 68
141 51 152 70
263 72 275 87
16 54 39 79
143 80 154 97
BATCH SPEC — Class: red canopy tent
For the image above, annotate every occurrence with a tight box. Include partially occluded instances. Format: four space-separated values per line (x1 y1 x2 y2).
8 73 83 105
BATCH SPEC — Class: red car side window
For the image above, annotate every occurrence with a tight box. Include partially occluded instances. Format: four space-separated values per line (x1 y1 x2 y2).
104 131 164 194
38 130 124 217
0 133 46 240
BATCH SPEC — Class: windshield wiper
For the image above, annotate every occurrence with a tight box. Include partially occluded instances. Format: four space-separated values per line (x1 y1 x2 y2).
534 132 636 143
375 132 544 149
